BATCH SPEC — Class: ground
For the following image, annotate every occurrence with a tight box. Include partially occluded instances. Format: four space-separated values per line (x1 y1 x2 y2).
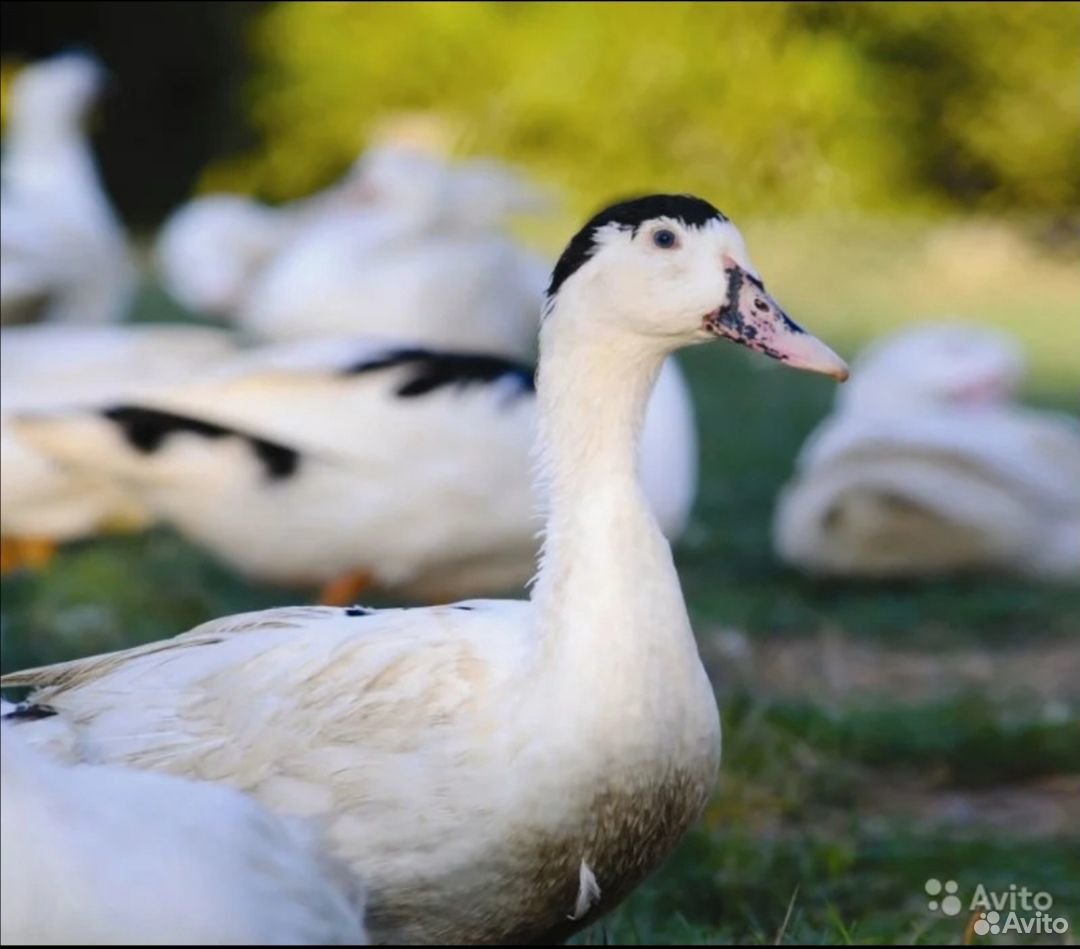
1 218 1077 944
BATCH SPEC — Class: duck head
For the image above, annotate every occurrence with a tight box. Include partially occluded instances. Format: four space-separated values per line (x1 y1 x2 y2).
544 194 848 380
10 52 106 135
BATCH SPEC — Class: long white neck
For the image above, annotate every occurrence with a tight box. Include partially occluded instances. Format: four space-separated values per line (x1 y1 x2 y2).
529 304 705 712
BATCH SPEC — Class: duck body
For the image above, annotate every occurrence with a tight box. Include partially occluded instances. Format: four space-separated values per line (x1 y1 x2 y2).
775 405 1080 579
10 340 537 592
5 599 717 944
236 143 549 352
774 323 1080 580
0 53 135 326
154 194 300 318
157 143 549 353
236 207 546 353
3 195 848 942
0 722 367 945
1 324 237 547
13 339 695 597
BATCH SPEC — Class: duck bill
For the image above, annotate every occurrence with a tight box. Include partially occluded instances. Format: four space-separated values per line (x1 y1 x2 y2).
705 267 849 381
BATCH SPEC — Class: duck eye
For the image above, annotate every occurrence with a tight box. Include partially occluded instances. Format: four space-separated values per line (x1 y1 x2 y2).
652 228 677 249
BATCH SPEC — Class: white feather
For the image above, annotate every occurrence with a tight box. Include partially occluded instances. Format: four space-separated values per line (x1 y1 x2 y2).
0 723 368 945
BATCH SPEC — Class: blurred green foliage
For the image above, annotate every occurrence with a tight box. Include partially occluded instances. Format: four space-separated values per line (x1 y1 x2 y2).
207 1 1079 220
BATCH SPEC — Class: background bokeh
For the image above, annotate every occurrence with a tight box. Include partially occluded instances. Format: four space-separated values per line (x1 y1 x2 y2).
2 2 1078 944
4 2 1079 224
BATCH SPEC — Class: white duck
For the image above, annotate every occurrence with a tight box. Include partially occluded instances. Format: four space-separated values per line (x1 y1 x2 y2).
234 145 550 353
154 194 300 319
0 721 367 945
155 144 548 341
773 322 1080 580
2 195 848 944
151 160 376 321
0 53 135 326
11 336 696 603
0 323 238 572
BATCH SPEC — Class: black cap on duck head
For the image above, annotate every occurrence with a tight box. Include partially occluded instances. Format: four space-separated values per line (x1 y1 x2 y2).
547 194 729 299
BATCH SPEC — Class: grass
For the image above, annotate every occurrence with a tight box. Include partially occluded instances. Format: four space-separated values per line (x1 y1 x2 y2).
586 693 1079 943
2 217 1078 943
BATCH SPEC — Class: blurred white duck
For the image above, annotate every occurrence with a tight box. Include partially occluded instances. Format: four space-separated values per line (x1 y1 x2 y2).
0 53 135 326
343 141 551 236
831 321 1026 414
154 195 300 318
156 142 548 347
12 335 696 603
2 196 848 943
235 143 550 352
0 323 237 572
0 722 367 945
152 161 377 319
774 322 1080 580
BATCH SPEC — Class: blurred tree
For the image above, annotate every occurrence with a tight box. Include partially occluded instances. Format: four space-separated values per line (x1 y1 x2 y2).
2 2 1076 225
796 2 1080 215
202 1 1077 222
206 1 899 219
0 1 264 227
